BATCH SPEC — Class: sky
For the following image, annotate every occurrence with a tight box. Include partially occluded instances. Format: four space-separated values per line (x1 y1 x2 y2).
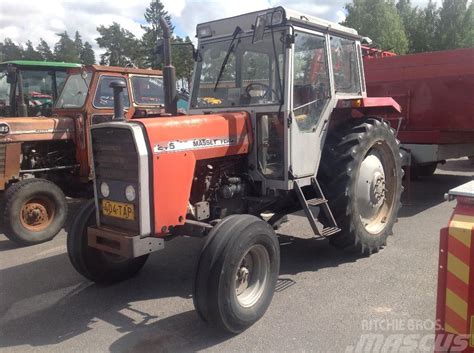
0 0 443 57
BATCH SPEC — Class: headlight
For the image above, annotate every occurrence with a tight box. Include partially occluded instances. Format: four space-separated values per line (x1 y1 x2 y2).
125 185 136 202
100 182 110 198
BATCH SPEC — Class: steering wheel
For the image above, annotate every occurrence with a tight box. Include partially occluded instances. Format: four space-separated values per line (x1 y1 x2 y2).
244 82 278 100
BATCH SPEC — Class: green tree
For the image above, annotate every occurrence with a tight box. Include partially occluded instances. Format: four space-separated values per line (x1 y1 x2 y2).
436 0 471 50
141 0 174 69
171 36 194 85
96 22 143 66
0 38 24 61
36 38 55 61
54 31 80 62
460 2 474 47
74 31 84 56
396 0 419 52
23 40 43 61
343 0 409 54
80 41 96 65
409 0 440 52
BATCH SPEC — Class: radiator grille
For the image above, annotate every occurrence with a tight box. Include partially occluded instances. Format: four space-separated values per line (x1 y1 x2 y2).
91 127 140 233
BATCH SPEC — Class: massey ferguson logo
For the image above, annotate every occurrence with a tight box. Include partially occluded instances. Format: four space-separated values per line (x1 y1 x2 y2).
193 138 235 147
154 137 237 154
0 123 10 135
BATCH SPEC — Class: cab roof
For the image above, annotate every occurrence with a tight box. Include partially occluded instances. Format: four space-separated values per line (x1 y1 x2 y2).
0 60 81 69
68 64 162 76
196 6 359 40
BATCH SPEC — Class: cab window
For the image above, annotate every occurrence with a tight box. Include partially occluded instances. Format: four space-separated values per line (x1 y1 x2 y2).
94 76 130 108
131 76 164 105
330 37 361 94
293 32 331 132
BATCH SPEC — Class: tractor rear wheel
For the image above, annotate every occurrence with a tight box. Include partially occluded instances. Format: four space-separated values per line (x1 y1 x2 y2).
3 178 67 246
67 199 148 284
193 215 280 333
319 118 403 254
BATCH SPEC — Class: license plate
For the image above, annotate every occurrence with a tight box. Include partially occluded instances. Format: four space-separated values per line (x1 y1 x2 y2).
102 200 135 220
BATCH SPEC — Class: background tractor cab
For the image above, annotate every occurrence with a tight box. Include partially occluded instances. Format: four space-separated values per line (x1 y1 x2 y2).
0 60 81 117
189 7 381 192
0 65 166 246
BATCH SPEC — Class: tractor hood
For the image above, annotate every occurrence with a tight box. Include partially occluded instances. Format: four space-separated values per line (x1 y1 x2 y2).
0 117 75 143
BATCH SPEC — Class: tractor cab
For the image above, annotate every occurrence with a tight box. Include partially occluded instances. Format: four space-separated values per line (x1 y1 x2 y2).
189 7 366 191
0 60 81 117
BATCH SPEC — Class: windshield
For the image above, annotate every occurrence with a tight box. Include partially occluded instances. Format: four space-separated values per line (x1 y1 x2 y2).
191 29 286 109
131 76 164 105
56 73 91 109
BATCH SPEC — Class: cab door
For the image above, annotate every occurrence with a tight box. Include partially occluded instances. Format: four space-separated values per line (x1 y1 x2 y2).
290 30 333 178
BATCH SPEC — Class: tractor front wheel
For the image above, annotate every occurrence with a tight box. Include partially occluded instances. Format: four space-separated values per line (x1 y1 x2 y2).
319 118 403 254
3 179 67 245
193 215 280 333
67 199 148 284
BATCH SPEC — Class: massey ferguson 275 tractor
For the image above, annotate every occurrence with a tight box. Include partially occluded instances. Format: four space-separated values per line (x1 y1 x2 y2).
68 8 403 333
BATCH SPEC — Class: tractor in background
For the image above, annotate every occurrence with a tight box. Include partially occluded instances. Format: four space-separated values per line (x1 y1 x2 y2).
0 65 166 245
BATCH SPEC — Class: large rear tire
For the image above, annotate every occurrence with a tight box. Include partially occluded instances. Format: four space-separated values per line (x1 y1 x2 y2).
3 178 67 246
319 118 403 254
67 199 148 284
193 215 280 333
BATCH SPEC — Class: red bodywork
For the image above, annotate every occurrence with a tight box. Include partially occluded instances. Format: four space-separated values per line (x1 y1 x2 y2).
364 48 474 144
137 112 252 235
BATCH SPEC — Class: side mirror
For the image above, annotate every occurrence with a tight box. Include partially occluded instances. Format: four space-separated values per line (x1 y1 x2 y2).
253 15 267 44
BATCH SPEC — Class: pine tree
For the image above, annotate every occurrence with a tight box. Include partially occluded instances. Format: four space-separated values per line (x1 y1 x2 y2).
74 31 84 57
80 41 96 65
141 0 174 69
54 31 80 62
36 39 55 61
23 40 43 61
96 22 143 66
0 38 24 61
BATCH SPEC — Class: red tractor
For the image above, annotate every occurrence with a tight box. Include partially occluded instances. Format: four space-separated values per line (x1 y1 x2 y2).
68 7 404 332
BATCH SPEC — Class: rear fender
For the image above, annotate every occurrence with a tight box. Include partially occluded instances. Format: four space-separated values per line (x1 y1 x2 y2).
335 97 402 117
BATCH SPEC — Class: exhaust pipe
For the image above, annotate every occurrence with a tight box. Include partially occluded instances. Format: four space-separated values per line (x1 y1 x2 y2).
159 17 178 116
110 80 127 120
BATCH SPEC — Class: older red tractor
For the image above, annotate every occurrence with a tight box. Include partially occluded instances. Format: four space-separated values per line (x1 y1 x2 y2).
68 7 403 332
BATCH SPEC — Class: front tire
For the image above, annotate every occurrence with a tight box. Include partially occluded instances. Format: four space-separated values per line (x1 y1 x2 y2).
67 199 148 284
3 178 67 246
319 118 403 254
193 215 280 333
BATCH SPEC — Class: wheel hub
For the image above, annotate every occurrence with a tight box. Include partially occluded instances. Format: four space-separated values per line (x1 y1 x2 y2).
20 198 54 231
355 141 397 235
236 265 250 295
369 172 386 208
234 245 270 308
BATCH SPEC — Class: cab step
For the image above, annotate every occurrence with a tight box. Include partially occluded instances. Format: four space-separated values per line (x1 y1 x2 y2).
294 177 341 239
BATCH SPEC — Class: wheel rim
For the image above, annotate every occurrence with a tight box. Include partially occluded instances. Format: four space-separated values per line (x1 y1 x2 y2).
356 141 396 235
234 244 270 308
19 196 56 232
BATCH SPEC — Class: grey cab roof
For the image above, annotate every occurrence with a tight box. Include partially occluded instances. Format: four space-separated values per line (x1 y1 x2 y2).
196 6 360 40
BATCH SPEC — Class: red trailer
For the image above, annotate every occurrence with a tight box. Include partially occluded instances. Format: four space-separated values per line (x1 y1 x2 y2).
364 48 474 175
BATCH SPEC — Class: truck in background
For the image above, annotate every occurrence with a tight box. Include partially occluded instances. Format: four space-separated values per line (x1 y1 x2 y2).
363 47 474 177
